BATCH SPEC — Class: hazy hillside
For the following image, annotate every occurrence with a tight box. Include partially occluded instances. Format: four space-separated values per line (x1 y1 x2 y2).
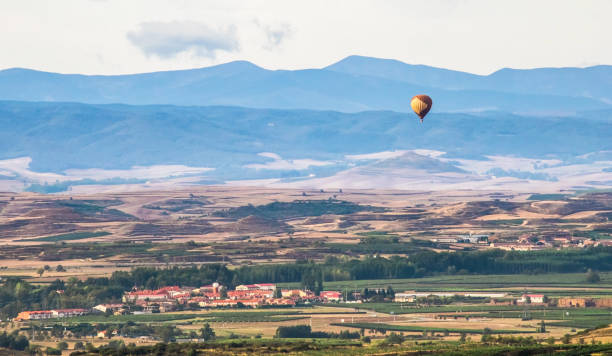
1 56 611 114
0 101 610 179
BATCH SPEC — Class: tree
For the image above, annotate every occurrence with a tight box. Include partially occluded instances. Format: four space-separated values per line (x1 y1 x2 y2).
44 265 51 271
459 333 467 343
314 273 323 296
36 268 45 277
274 288 282 299
158 325 176 343
384 332 405 345
539 320 546 333
57 341 68 350
55 265 66 272
275 325 312 338
386 285 395 298
586 269 601 283
45 347 62 355
74 341 85 350
200 323 215 341
561 334 571 344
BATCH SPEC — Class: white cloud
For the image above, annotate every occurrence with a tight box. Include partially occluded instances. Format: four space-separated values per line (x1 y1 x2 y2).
346 150 409 160
255 21 293 50
246 152 333 170
127 21 239 59
65 165 214 180
3 1 612 75
0 157 213 183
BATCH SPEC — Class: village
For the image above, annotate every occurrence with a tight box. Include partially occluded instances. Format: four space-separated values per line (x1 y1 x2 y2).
13 283 343 321
13 281 612 323
433 233 612 251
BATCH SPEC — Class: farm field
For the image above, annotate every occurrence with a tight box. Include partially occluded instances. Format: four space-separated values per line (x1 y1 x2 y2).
1 188 612 355
280 273 612 293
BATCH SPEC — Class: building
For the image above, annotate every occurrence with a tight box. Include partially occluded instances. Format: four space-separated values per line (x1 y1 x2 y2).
320 291 343 302
227 289 273 300
14 308 89 321
52 308 89 318
557 297 612 308
281 289 315 299
235 284 276 291
15 310 54 321
123 286 193 303
196 282 223 294
201 299 263 308
94 304 125 313
266 298 296 306
519 294 545 304
394 293 415 303
557 297 592 308
594 298 612 308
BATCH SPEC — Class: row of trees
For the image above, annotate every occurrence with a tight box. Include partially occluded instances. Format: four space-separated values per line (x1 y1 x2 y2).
0 331 29 351
2 246 611 318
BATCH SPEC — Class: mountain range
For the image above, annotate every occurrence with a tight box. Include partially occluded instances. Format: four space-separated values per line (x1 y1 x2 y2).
0 56 610 192
1 55 611 114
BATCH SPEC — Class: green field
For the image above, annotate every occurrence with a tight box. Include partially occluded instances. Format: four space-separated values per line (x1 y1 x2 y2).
39 310 365 325
280 272 612 294
44 313 202 324
465 308 612 329
332 322 536 334
18 231 110 242
329 303 530 315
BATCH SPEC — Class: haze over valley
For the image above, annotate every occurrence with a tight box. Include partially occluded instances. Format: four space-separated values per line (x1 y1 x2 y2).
0 56 611 193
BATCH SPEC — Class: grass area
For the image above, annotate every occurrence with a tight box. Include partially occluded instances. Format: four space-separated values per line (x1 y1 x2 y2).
481 219 524 225
197 311 308 323
332 322 536 334
280 272 612 293
527 194 570 201
58 199 135 219
17 231 110 242
45 313 202 324
329 303 530 315
469 308 612 329
213 199 383 220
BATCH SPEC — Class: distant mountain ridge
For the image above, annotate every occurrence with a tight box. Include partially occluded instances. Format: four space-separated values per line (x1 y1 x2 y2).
0 100 610 174
1 56 611 114
327 55 612 101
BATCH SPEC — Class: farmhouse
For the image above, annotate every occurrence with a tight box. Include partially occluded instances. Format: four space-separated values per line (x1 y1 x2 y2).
557 297 592 308
15 308 89 321
320 291 343 302
14 310 54 321
394 292 415 303
94 304 126 313
519 294 546 304
228 289 274 300
235 283 276 291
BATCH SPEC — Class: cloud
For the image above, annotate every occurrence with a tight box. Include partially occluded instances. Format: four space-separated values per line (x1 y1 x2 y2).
65 165 214 180
127 21 239 59
0 156 213 184
255 21 293 50
246 152 333 170
346 150 409 161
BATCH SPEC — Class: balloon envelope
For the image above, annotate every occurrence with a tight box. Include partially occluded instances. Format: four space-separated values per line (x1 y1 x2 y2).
410 95 432 120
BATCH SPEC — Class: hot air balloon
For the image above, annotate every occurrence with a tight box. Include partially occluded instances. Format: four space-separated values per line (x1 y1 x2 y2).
410 95 432 122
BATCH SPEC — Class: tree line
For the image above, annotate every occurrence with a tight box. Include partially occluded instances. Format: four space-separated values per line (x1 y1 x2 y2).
2 246 611 319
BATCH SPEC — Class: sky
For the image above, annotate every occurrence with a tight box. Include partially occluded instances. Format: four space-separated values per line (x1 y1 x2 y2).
1 0 611 75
